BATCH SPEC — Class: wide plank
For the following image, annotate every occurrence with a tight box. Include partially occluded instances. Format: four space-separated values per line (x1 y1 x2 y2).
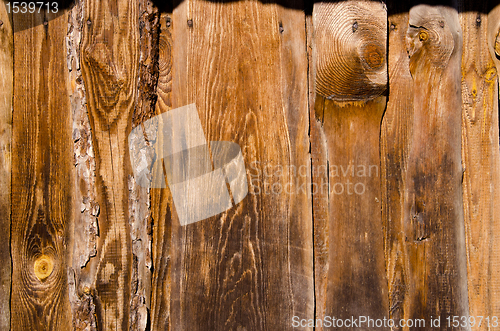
461 4 500 328
78 0 140 329
311 2 389 329
11 8 74 331
404 4 469 325
170 1 313 329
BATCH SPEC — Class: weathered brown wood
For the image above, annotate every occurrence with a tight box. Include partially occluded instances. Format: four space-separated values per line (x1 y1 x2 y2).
170 0 313 329
383 2 414 329
460 6 500 329
79 0 140 329
129 1 159 329
11 8 74 331
312 2 389 328
404 4 469 325
66 1 99 329
0 2 12 330
307 11 331 328
149 12 174 331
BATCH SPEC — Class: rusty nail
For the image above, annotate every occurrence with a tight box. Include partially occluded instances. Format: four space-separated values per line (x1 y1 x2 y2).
476 15 481 25
352 21 358 33
166 17 171 27
279 22 284 34
390 23 396 30
439 21 445 28
87 19 91 25
43 20 48 26
187 19 193 27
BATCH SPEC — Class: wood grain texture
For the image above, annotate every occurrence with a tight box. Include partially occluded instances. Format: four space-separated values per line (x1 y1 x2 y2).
314 1 387 101
149 12 174 331
129 1 159 329
312 2 389 329
79 0 139 329
0 2 12 330
461 6 500 329
404 4 469 325
383 3 414 329
11 8 74 331
170 1 313 329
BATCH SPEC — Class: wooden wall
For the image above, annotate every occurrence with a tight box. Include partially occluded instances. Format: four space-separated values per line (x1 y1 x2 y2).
1 0 500 330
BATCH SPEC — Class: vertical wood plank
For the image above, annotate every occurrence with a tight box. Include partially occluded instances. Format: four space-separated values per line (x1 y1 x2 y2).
383 2 414 328
311 2 389 328
0 2 12 330
79 0 139 329
486 3 500 323
129 1 159 329
404 4 469 325
67 1 99 328
11 8 74 331
460 5 500 328
170 1 313 329
149 12 175 331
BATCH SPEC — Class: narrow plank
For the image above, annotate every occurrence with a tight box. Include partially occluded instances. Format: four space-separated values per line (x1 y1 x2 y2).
170 0 313 329
0 3 12 330
404 4 469 325
485 3 500 323
11 8 74 331
66 1 99 329
129 1 159 329
149 12 175 331
461 5 500 329
79 0 140 329
383 2 414 327
311 2 389 328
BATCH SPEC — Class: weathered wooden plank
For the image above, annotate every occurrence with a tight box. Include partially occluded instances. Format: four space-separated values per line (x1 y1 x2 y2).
485 3 500 324
149 12 174 331
170 1 313 329
404 4 469 325
311 2 389 328
129 1 159 329
11 8 74 331
383 2 414 328
460 5 500 329
0 3 12 330
78 0 140 329
66 1 99 329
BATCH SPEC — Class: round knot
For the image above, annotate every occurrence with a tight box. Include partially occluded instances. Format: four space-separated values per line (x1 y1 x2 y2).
34 255 54 281
361 43 385 70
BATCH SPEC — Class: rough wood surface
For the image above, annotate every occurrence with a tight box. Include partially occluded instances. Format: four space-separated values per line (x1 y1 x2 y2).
383 2 414 328
404 4 469 325
129 1 159 329
0 3 12 330
170 1 313 329
312 2 389 328
79 0 139 329
149 12 174 331
66 1 99 329
11 8 74 331
461 6 500 329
